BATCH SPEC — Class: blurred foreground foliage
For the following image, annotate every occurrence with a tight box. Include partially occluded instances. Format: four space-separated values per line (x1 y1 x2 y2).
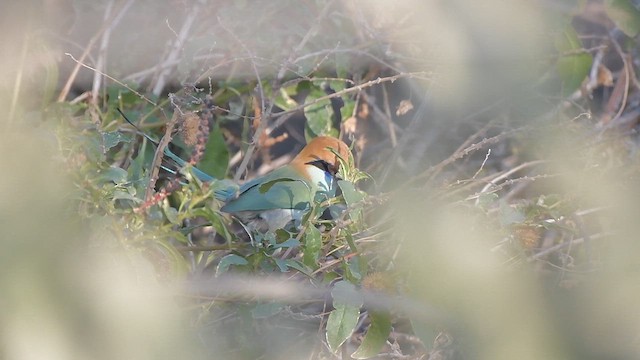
4 0 640 359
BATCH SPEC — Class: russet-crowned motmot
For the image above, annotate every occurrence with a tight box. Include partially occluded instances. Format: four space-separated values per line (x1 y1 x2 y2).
219 136 350 233
124 115 351 233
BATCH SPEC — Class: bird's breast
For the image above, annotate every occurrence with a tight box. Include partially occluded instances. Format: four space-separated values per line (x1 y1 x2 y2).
235 208 304 233
304 165 335 193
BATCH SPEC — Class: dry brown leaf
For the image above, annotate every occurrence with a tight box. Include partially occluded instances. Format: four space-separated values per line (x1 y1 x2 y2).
180 112 201 146
597 64 613 87
396 99 414 116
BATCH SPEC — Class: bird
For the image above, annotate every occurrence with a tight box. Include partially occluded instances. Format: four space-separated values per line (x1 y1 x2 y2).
120 111 351 234
219 136 351 233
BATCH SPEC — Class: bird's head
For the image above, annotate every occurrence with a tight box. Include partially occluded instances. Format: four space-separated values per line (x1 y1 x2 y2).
291 136 351 177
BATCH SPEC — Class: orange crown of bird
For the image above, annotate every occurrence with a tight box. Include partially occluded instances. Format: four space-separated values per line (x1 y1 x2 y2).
290 136 351 175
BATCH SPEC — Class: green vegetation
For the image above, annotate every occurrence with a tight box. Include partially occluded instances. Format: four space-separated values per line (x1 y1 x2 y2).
3 1 640 359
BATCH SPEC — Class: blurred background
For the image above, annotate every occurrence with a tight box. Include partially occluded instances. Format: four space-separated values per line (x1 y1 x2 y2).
2 0 640 359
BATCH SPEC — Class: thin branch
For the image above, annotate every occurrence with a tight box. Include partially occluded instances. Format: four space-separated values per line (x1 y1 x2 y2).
92 0 135 104
232 0 340 181
64 53 157 106
216 16 267 182
272 72 429 120
151 0 206 96
144 111 180 201
527 231 614 261
471 149 491 180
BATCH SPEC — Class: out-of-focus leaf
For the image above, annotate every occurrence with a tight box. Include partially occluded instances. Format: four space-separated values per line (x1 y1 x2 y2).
554 26 592 95
605 0 640 37
499 201 526 226
409 319 438 353
198 124 229 179
326 281 363 353
351 312 392 359
144 239 190 279
216 254 248 276
251 303 283 319
332 280 364 305
303 225 322 268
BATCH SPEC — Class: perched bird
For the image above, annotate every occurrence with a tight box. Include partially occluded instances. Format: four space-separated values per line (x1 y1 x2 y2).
219 136 350 233
122 112 351 233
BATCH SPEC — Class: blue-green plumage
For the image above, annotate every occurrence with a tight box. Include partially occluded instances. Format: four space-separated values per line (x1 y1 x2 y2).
221 166 320 213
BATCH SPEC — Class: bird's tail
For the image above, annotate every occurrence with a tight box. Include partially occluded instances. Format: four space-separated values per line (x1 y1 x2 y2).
117 109 237 201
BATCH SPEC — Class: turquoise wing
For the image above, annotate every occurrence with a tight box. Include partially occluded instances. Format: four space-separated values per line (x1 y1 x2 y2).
220 167 315 212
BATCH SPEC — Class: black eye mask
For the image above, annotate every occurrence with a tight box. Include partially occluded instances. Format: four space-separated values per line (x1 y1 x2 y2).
307 159 339 177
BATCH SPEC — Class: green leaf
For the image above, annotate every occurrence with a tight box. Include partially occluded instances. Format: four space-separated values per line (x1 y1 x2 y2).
554 26 592 95
163 204 180 225
345 231 359 255
273 238 300 249
302 225 322 268
339 180 365 205
216 254 248 276
326 302 361 352
283 259 314 277
345 255 363 282
338 180 366 223
326 281 363 353
191 207 233 243
112 189 140 202
351 312 392 359
274 84 300 110
605 0 640 37
98 166 129 184
272 257 288 272
304 84 339 138
198 124 229 179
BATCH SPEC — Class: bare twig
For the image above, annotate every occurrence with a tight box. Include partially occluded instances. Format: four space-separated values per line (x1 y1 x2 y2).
91 0 135 104
64 53 157 106
272 72 429 121
470 160 547 204
58 33 103 102
527 231 614 262
216 16 268 182
151 0 206 96
232 0 339 181
144 111 180 201
471 149 491 180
